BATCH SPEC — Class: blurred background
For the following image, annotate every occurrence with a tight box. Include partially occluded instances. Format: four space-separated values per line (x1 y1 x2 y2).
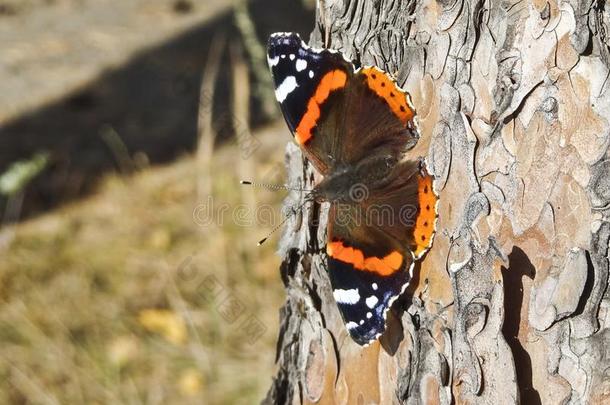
0 0 314 403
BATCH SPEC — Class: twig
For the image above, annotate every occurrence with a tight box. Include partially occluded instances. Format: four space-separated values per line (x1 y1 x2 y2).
233 0 278 120
230 39 258 260
196 30 227 200
99 125 134 174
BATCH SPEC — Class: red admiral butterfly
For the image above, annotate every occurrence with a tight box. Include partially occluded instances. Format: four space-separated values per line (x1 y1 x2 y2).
267 32 438 346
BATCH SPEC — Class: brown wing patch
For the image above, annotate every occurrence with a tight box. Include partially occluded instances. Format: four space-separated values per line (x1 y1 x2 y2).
360 67 414 125
412 173 438 258
295 69 347 145
327 240 403 276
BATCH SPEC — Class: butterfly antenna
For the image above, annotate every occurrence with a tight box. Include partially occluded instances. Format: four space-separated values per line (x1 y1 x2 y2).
240 180 311 192
257 197 312 246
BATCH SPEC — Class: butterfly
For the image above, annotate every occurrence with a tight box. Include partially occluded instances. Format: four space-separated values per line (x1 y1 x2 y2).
266 32 438 345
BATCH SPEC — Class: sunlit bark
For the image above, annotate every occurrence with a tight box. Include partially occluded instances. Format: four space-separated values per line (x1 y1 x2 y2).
265 1 610 403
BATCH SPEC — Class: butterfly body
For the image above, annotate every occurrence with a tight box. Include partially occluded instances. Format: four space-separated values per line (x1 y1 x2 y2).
312 154 397 203
267 32 438 346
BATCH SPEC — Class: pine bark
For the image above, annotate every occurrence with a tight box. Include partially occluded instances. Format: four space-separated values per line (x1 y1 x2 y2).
265 0 610 403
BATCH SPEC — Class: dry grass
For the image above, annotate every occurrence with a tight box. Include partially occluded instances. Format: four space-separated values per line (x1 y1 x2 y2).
0 121 289 404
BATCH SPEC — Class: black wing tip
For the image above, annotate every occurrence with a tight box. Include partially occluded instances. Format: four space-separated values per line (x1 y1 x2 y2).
270 31 301 37
269 32 302 40
267 32 304 54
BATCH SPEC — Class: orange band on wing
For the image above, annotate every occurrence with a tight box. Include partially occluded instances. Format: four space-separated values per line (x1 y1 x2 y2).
295 69 347 144
413 174 438 258
327 240 403 276
361 67 414 125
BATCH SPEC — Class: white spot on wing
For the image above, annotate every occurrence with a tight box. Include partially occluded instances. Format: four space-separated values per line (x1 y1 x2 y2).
309 70 314 78
365 295 379 309
275 76 298 102
346 321 359 330
296 59 307 72
366 312 372 319
281 54 286 58
333 288 360 305
289 54 295 60
359 320 364 325
372 283 378 290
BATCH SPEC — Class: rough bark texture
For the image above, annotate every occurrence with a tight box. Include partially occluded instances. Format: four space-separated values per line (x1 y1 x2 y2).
265 0 610 403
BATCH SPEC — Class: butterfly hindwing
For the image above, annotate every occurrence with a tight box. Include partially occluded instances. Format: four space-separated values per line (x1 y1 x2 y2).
359 159 438 259
326 203 413 345
324 159 438 345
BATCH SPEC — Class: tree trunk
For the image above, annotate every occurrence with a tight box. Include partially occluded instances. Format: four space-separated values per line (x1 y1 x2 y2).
264 0 610 403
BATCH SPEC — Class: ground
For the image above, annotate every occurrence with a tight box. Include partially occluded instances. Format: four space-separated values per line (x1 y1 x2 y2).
0 122 289 404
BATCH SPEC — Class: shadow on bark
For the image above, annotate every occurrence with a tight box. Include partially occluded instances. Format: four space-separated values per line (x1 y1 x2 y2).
502 247 542 405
